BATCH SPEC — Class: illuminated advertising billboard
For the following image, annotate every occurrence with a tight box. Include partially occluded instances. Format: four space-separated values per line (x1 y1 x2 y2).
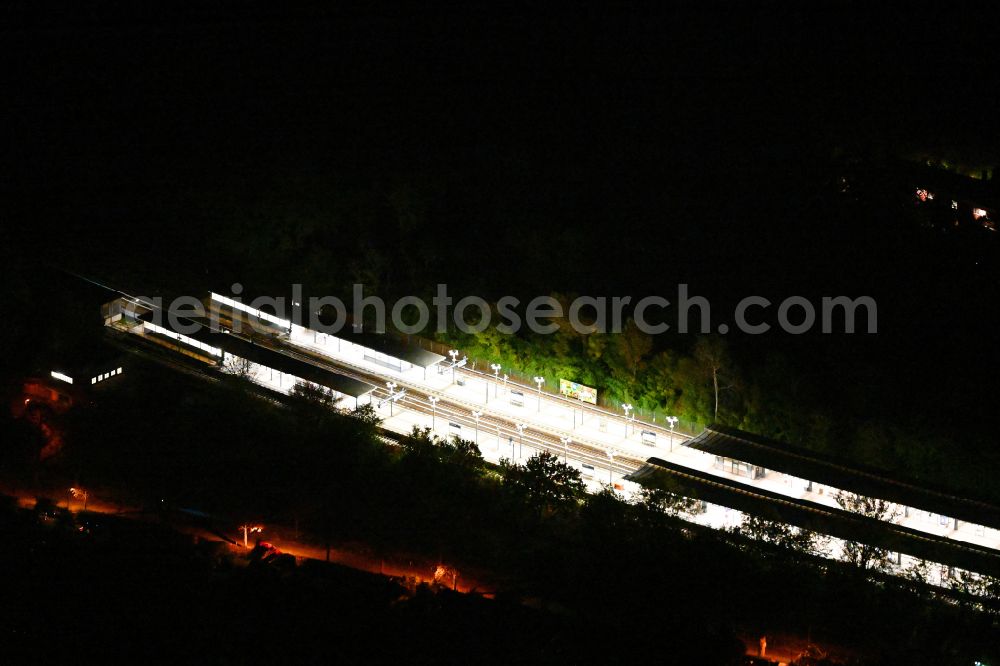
559 379 597 405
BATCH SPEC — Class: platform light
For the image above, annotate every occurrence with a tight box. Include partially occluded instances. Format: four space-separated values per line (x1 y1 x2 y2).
560 435 571 464
386 382 398 416
490 364 502 399
428 395 439 430
533 376 545 413
471 409 482 446
666 415 679 451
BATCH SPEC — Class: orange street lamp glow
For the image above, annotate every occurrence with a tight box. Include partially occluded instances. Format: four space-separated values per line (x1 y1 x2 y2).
239 524 263 548
69 487 89 511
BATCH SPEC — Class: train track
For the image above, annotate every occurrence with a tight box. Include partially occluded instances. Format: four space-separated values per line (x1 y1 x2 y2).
279 338 643 477
207 308 645 477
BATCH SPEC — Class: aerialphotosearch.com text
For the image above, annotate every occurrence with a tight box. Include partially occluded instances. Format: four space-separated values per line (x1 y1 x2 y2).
141 283 877 337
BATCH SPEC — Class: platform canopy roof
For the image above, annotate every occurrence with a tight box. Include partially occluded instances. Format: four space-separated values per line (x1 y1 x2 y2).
206 288 446 369
628 458 1000 578
140 308 376 399
334 326 445 369
198 329 376 398
686 425 1000 531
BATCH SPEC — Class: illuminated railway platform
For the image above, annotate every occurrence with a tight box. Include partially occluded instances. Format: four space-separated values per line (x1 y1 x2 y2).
93 282 1000 592
672 426 1000 551
627 457 1000 590
115 301 379 409
203 290 1000 551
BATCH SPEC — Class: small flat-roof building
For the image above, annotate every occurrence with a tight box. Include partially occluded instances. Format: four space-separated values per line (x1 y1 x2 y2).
48 347 128 390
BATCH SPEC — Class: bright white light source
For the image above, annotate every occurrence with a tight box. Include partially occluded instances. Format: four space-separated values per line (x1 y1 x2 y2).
973 208 988 220
210 292 291 330
50 371 73 385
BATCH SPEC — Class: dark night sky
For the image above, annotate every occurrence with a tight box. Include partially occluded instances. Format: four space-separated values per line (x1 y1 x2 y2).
6 4 999 300
5 3 999 205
